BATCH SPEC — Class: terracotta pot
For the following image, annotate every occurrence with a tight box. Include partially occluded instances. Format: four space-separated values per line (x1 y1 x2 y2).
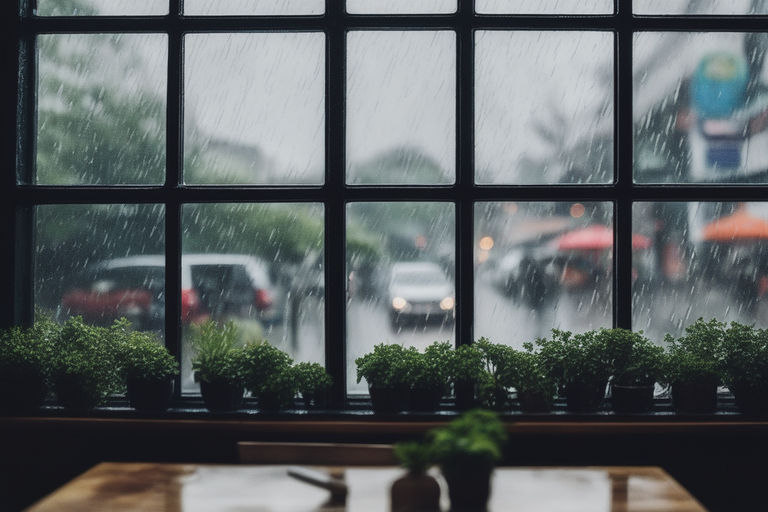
611 384 655 414
390 472 441 512
565 380 606 413
127 376 173 412
200 380 243 412
671 382 717 414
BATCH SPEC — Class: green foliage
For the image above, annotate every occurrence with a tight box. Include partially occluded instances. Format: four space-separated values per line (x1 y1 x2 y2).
720 321 768 389
241 342 293 396
120 330 179 382
601 328 665 386
429 410 507 472
505 350 557 402
256 366 298 409
526 328 613 388
394 441 434 475
190 320 246 385
662 318 724 387
356 343 411 389
293 362 332 396
447 344 486 384
407 341 453 390
0 316 59 382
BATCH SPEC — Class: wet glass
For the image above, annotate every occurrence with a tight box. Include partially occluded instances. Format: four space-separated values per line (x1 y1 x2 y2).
476 0 612 14
346 202 455 393
634 0 768 15
36 34 167 185
35 204 166 335
475 31 614 185
184 33 325 185
346 31 455 185
181 203 324 394
37 0 168 16
184 0 324 15
475 202 613 347
347 0 456 14
634 32 768 184
633 202 768 343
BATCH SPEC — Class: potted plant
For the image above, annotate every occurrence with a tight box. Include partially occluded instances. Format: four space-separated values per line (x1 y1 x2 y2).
293 362 332 408
241 342 294 411
429 409 507 512
506 349 556 413
662 318 724 414
119 324 179 412
406 341 452 412
0 316 58 412
447 343 486 410
390 441 440 512
190 320 247 412
721 321 768 415
356 343 410 413
475 338 517 411
52 317 123 411
605 328 664 413
527 329 612 412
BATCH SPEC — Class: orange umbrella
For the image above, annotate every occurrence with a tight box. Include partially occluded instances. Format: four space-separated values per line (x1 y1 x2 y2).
702 208 768 242
556 225 652 251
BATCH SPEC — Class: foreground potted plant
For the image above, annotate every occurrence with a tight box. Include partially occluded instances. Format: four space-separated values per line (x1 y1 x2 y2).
293 362 332 408
430 410 507 512
390 441 440 512
356 343 410 413
406 342 452 412
0 316 58 412
721 321 768 415
190 320 247 412
607 328 664 413
241 342 295 411
120 325 179 412
663 318 724 414
506 349 556 413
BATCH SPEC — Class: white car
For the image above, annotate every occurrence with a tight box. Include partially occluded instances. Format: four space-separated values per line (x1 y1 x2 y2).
388 262 455 328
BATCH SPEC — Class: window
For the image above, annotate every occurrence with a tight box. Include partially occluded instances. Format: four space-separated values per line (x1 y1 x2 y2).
6 0 768 409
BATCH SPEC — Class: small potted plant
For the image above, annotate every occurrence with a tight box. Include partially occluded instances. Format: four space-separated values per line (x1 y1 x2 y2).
662 318 724 414
390 441 440 512
0 316 58 412
241 342 294 411
447 343 486 410
406 341 452 412
606 328 664 413
356 343 410 413
528 329 612 413
293 362 332 408
506 349 556 413
721 321 768 416
475 338 516 411
190 320 247 412
119 324 179 412
52 317 123 411
429 409 507 512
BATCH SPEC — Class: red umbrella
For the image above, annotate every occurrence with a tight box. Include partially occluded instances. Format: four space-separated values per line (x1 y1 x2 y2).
702 207 768 242
556 225 652 251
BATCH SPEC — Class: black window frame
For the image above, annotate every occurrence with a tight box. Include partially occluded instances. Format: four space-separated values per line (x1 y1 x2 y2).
4 0 768 411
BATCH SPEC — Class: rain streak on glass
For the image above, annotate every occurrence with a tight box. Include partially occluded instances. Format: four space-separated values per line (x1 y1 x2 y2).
37 0 168 16
346 202 455 394
475 31 614 185
476 0 612 14
36 34 167 185
181 203 324 394
184 33 325 185
35 204 166 336
475 202 613 348
347 0 456 14
634 0 768 15
633 202 768 343
634 32 768 184
184 0 324 15
347 31 456 185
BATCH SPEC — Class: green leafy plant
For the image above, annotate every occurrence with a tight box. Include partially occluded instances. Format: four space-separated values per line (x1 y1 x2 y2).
120 330 179 382
474 338 519 409
241 342 293 397
356 343 411 389
394 441 434 475
526 328 613 388
293 362 332 404
407 341 452 391
256 365 298 410
429 409 507 472
505 349 557 411
662 318 724 387
190 320 246 385
602 328 665 386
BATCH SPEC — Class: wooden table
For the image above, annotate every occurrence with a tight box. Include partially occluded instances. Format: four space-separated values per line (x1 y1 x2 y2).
26 463 707 512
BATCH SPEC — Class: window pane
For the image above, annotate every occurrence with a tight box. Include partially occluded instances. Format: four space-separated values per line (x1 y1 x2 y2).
634 0 768 15
476 31 613 184
347 0 456 14
184 33 324 185
184 0 324 15
633 202 768 343
37 0 168 16
347 31 455 185
347 202 455 393
36 204 166 336
36 34 167 185
181 203 324 394
476 0 612 14
475 202 613 347
634 32 768 184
